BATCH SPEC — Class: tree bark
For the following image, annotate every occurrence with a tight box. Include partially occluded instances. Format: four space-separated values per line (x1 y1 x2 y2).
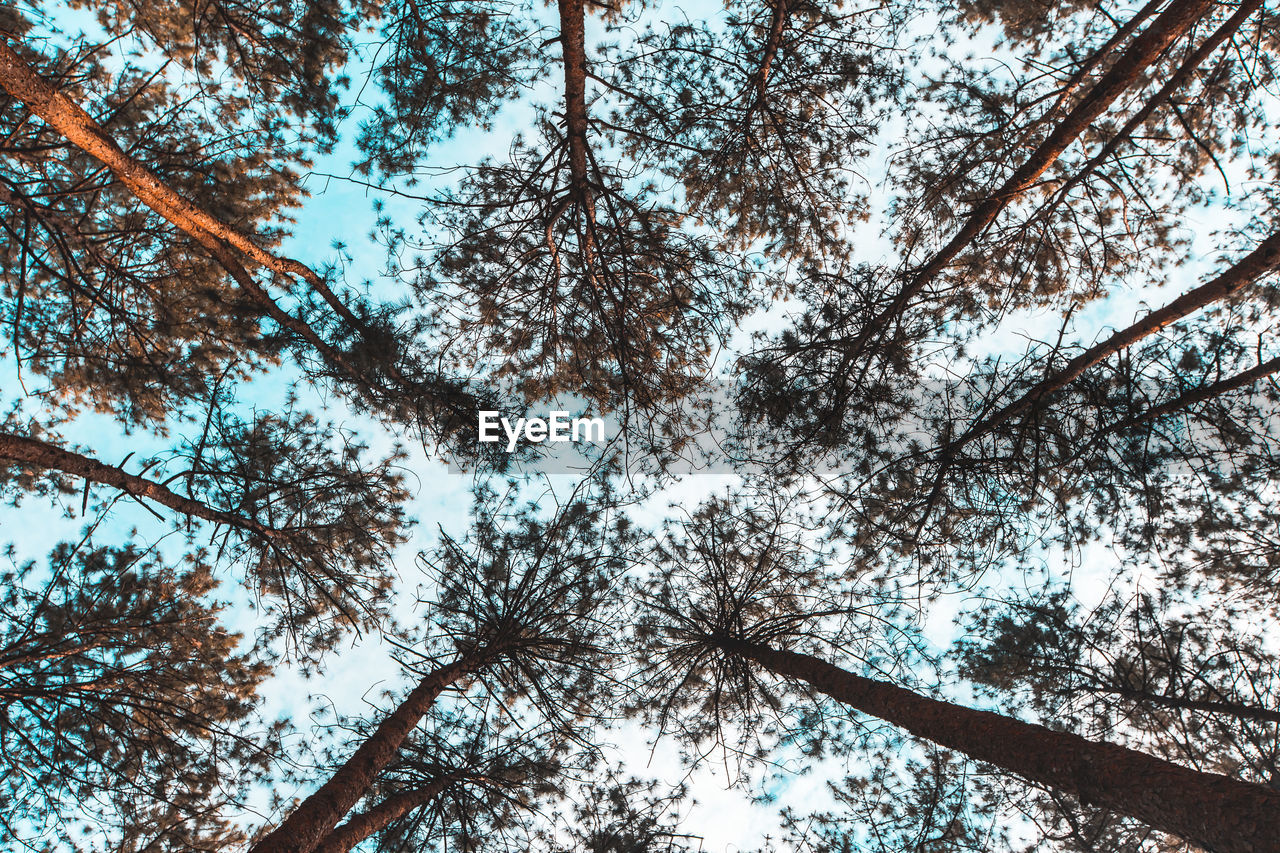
0 38 488 429
0 40 378 374
311 779 452 853
1037 0 1264 219
0 430 273 537
557 0 592 200
845 0 1215 360
750 0 789 102
248 657 482 853
0 38 359 326
728 639 1280 853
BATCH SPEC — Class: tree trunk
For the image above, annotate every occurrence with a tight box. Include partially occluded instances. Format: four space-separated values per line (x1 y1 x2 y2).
1082 682 1280 726
0 40 377 366
0 39 360 325
311 779 452 853
557 0 592 199
960 226 1280 447
0 39 478 423
248 657 482 853
728 639 1280 853
1105 354 1280 435
750 0 789 102
1038 0 1264 219
0 430 271 536
847 0 1215 359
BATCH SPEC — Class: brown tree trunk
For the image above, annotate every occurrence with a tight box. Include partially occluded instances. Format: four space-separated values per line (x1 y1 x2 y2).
0 430 272 537
960 227 1280 446
1039 0 1264 218
0 39 359 326
311 779 452 853
0 37 493 438
1105 354 1280 435
557 0 592 199
248 657 482 853
751 0 789 102
728 639 1280 853
1082 683 1280 726
845 0 1215 361
0 38 442 409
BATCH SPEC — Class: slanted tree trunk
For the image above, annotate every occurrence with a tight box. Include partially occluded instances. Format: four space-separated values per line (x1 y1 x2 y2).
311 778 453 853
0 38 481 434
845 0 1216 359
249 657 484 853
0 431 273 537
0 38 357 324
724 639 1280 853
0 40 373 374
1036 0 1265 220
960 227 1280 447
749 0 789 104
1105 353 1280 435
1080 682 1280 726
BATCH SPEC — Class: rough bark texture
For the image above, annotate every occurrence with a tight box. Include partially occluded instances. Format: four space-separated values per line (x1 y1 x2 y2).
311 779 452 853
557 0 592 198
0 431 270 536
751 0 789 101
248 657 480 853
732 640 1280 853
852 0 1215 353
963 227 1280 445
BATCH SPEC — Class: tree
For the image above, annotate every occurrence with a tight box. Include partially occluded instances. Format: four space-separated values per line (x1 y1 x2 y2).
9 0 1280 850
0 406 412 648
0 541 279 851
607 0 905 261
0 22 494 450
249 479 628 853
634 497 1280 853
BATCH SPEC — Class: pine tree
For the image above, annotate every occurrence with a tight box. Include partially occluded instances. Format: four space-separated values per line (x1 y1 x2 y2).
0 541 278 851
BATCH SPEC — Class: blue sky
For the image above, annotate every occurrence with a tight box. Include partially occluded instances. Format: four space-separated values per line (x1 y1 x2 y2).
3 0 1277 848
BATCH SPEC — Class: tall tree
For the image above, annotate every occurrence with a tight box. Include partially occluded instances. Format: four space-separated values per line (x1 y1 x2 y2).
635 497 1280 853
249 480 627 853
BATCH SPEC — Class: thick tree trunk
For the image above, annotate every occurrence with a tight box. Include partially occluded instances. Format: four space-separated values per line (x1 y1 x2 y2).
729 639 1280 853
847 0 1215 358
311 779 452 853
0 39 359 325
248 657 481 853
0 430 271 536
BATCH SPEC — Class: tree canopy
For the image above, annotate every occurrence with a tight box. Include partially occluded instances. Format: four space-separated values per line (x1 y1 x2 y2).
2 0 1279 851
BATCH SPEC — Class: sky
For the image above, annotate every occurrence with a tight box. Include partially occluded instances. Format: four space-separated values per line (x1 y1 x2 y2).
3 0 1276 849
